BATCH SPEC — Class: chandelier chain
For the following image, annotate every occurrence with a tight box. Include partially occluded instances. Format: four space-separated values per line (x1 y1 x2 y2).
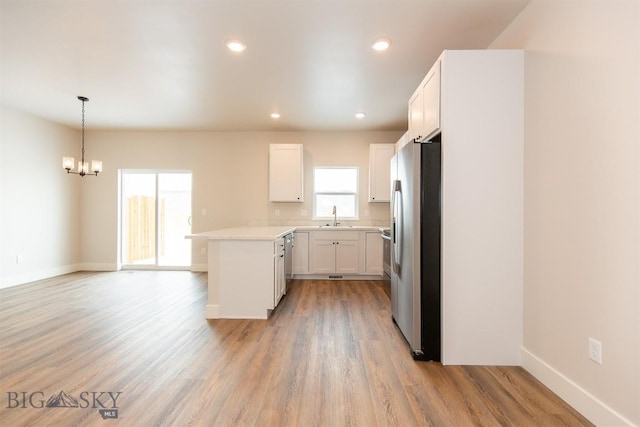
81 98 86 168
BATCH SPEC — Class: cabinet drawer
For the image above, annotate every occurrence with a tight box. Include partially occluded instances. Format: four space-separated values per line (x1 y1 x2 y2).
274 237 285 254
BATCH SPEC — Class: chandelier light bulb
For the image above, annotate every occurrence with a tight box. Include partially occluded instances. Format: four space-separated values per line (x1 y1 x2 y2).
92 160 103 173
63 157 75 171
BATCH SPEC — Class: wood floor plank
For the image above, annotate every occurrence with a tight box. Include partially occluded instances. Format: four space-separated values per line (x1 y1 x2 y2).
0 272 593 426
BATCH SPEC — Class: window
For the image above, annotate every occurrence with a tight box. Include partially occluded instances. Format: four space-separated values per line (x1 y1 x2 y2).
313 167 359 220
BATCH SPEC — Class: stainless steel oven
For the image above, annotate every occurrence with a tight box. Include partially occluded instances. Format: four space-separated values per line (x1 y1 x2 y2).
381 228 391 297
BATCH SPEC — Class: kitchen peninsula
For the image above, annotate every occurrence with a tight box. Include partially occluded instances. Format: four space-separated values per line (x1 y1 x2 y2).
188 225 385 319
188 226 295 319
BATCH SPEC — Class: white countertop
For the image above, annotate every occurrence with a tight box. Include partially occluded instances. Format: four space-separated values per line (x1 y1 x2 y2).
187 225 386 241
187 226 296 241
293 225 383 231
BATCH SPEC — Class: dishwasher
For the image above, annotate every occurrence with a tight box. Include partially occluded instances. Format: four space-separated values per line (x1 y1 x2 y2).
284 233 293 293
381 228 391 298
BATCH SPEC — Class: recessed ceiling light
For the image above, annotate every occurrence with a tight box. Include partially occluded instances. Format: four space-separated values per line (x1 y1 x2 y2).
355 112 366 119
270 113 281 119
372 38 391 51
225 40 246 52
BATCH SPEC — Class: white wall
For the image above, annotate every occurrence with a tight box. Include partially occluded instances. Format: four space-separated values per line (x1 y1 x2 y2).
0 106 81 287
81 130 401 270
490 1 640 425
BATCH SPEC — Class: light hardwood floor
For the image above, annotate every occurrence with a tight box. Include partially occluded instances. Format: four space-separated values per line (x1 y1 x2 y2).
0 271 592 426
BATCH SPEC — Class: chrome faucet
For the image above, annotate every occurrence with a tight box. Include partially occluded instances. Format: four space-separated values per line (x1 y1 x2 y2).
332 205 339 226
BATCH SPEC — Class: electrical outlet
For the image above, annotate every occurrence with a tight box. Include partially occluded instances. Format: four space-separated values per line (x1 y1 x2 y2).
588 337 602 364
16 255 23 264
275 209 280 216
300 209 307 217
201 247 207 255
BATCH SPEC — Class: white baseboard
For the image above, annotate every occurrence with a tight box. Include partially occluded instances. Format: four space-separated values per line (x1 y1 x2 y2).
521 347 636 427
0 264 83 289
190 264 208 272
205 304 219 319
0 263 119 290
77 263 118 271
292 274 383 280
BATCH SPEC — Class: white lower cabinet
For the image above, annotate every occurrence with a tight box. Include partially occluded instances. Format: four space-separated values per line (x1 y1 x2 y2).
210 237 286 319
334 240 359 274
364 231 383 275
292 232 309 274
309 231 359 275
274 241 285 306
310 239 337 273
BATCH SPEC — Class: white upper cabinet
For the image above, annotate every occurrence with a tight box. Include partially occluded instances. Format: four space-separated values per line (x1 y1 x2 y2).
368 144 395 202
269 144 304 202
407 89 423 141
407 59 441 142
421 60 441 140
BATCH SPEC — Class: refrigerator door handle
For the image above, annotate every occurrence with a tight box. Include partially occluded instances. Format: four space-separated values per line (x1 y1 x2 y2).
391 179 402 274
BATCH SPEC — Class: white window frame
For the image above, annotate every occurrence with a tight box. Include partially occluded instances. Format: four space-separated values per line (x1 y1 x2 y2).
313 166 359 221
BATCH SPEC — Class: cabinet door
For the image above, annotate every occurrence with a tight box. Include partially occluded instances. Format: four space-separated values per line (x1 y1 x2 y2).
421 60 441 139
310 240 336 274
369 144 395 202
269 144 304 202
335 240 359 274
274 251 285 306
407 89 423 141
364 232 383 275
292 232 309 274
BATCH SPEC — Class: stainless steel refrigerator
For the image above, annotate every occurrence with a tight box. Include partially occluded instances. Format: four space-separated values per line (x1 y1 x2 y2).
390 137 441 361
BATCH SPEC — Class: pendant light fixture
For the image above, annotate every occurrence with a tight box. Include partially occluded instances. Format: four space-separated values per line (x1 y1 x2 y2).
63 96 102 176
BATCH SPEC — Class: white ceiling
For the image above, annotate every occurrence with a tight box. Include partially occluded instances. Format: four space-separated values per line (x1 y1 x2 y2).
0 0 530 131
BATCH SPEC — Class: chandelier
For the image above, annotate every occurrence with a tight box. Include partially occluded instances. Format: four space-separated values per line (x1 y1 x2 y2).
63 96 102 176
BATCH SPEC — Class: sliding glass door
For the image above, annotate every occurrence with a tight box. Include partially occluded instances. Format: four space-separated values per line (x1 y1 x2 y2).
121 171 192 269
